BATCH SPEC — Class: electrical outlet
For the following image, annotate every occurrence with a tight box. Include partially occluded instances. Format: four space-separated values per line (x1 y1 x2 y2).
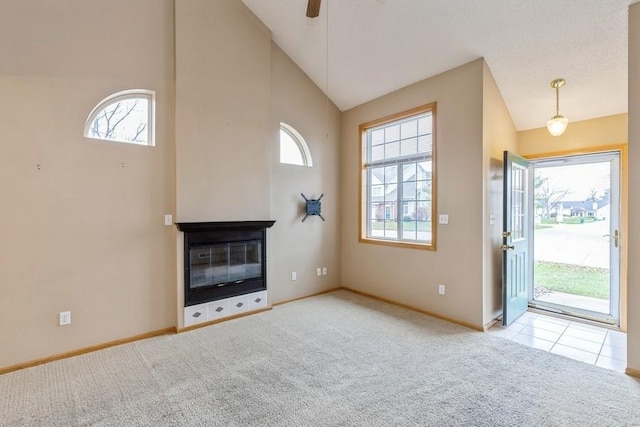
438 284 446 295
291 272 297 281
316 267 322 276
59 311 71 326
322 267 327 276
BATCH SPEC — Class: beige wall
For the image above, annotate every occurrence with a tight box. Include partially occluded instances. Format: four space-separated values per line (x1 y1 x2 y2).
518 113 627 157
173 0 271 329
2 0 638 375
175 0 271 222
481 62 518 325
269 44 342 303
0 0 176 368
0 0 344 369
173 1 341 323
340 59 485 328
627 2 640 372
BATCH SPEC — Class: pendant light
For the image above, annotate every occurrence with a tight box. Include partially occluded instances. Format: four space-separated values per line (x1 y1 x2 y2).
546 78 568 136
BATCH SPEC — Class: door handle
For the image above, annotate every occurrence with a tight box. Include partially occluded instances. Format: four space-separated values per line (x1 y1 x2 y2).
499 244 515 251
604 230 620 248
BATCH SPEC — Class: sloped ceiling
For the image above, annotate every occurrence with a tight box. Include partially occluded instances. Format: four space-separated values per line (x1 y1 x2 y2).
242 0 636 131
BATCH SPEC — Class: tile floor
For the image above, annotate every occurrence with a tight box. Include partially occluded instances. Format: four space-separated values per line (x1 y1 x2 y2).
488 310 627 373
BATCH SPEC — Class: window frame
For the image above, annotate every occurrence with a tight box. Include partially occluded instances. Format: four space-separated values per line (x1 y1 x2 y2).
359 103 437 250
279 122 313 167
84 89 155 146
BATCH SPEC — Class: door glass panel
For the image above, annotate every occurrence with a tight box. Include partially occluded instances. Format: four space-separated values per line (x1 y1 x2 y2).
511 164 526 241
531 154 619 323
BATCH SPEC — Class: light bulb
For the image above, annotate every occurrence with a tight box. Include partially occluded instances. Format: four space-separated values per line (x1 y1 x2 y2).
547 115 568 136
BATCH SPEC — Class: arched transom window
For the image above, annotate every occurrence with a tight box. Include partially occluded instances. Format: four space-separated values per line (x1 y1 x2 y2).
280 122 313 167
84 90 155 146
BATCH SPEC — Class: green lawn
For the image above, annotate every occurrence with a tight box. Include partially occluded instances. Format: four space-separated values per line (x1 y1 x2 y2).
540 217 597 225
534 224 553 230
534 260 609 300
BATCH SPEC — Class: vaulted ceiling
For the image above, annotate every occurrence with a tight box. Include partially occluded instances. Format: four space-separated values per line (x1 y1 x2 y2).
242 0 636 131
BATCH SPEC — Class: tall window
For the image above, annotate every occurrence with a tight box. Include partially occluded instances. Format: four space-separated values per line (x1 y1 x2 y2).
280 122 313 167
84 90 155 146
360 103 436 249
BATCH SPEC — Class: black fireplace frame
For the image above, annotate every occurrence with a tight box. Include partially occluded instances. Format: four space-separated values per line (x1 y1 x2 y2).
176 221 275 307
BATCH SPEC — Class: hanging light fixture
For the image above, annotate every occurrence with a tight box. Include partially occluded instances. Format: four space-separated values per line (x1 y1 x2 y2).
546 78 568 136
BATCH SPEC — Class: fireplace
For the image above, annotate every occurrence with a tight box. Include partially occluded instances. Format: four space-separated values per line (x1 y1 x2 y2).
176 221 275 307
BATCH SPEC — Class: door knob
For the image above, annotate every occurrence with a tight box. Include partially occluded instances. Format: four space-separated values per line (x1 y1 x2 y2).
500 244 515 251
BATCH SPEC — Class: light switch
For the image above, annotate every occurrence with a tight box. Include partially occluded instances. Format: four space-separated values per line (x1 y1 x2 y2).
164 214 173 226
438 214 449 225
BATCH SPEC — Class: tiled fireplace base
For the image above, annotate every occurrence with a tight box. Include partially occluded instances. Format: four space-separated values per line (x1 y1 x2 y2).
184 290 268 328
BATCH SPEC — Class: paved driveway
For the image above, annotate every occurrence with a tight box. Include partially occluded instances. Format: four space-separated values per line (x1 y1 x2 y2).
534 220 610 269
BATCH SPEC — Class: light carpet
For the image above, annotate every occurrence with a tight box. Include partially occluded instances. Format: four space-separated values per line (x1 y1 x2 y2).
1 290 639 426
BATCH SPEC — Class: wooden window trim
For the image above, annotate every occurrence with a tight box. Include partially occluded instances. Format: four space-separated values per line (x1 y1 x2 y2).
358 102 437 251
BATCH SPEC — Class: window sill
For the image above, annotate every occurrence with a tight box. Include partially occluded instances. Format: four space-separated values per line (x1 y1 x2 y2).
358 236 436 251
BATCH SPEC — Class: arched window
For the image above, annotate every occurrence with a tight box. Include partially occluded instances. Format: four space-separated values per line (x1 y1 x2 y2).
84 90 155 146
280 122 313 167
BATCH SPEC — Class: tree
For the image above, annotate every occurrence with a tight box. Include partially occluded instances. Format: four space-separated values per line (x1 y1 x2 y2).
534 175 571 219
587 188 598 201
89 99 148 143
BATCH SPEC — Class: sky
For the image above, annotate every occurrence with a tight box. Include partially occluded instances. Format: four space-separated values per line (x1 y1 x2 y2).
535 161 611 201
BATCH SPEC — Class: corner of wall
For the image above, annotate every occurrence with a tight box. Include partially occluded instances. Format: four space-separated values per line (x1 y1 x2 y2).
269 41 342 304
481 62 518 325
626 1 640 372
340 58 486 329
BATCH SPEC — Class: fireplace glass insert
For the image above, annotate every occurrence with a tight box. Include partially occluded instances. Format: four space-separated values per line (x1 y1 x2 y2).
177 221 274 307
190 240 262 289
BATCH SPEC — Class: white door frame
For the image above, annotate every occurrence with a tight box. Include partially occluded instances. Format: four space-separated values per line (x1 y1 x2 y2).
527 151 621 325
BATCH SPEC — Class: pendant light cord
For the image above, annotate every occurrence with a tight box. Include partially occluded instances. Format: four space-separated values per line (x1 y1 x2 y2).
325 0 329 140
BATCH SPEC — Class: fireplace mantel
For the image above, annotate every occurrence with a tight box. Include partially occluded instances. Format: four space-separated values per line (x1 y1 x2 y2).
176 221 275 233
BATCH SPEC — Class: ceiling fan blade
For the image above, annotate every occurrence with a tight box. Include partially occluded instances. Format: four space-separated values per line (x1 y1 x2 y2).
306 0 321 18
